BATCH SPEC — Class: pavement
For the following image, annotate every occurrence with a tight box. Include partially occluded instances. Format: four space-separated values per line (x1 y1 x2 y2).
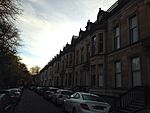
14 89 64 113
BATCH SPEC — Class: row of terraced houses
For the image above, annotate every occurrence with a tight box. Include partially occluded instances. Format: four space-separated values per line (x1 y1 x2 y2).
35 0 150 97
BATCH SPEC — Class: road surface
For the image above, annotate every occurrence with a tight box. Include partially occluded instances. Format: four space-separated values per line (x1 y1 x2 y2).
14 89 65 113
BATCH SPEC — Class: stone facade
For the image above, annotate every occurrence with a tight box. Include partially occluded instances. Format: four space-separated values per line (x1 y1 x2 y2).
36 0 150 95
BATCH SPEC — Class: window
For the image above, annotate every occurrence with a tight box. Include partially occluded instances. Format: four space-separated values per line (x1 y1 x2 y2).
86 44 90 60
57 63 59 71
74 93 80 99
114 27 120 49
130 15 138 44
62 60 64 70
75 72 78 85
65 75 67 86
68 73 71 86
80 71 86 86
91 65 96 86
91 36 96 55
81 47 84 63
98 64 104 87
69 54 72 66
131 57 141 86
98 33 103 53
76 50 79 65
82 94 105 102
66 55 68 67
115 61 122 87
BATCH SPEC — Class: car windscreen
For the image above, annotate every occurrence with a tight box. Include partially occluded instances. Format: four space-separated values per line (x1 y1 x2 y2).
61 91 73 95
82 94 105 102
50 89 58 92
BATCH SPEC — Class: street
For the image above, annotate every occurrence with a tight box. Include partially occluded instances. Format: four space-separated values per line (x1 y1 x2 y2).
14 89 65 113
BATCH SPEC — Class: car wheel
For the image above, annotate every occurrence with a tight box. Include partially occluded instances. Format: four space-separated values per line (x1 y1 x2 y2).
72 108 77 113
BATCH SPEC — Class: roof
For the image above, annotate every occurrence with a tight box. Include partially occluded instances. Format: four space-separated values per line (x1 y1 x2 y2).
77 92 99 97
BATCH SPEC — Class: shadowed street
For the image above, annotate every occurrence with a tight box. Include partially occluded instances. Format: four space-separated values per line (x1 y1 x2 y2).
14 89 64 113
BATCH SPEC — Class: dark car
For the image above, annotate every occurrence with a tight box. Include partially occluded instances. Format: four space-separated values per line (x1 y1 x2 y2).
132 108 150 113
43 87 58 100
37 87 50 96
1 88 22 105
0 91 15 113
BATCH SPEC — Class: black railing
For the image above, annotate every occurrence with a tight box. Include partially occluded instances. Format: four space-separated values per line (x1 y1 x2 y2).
144 86 150 106
119 86 150 108
97 94 120 111
93 86 150 112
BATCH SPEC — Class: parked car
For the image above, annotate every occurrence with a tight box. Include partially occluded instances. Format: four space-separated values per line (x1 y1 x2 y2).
3 88 22 104
0 93 8 113
64 92 111 113
0 90 15 113
51 88 62 103
35 87 50 95
132 107 150 113
72 86 90 92
41 87 52 96
35 87 44 95
54 89 73 105
43 87 58 100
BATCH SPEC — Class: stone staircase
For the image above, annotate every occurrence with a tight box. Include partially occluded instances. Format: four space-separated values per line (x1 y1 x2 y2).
91 86 150 113
113 87 150 113
117 98 146 113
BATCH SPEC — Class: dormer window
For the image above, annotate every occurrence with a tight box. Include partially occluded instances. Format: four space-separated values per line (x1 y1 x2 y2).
86 20 92 31
98 15 103 21
87 25 91 31
97 8 105 22
79 28 83 38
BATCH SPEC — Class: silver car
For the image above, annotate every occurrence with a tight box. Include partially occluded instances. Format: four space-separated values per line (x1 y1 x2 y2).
64 92 111 113
55 89 73 105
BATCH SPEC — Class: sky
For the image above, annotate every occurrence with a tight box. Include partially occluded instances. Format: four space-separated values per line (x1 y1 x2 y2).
16 0 117 69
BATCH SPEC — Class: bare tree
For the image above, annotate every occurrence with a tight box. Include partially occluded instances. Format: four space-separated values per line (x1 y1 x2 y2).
30 66 41 76
0 22 21 56
0 0 22 56
0 0 21 23
0 0 22 88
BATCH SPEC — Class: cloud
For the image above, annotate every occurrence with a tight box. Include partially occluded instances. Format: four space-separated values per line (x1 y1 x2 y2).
17 0 117 69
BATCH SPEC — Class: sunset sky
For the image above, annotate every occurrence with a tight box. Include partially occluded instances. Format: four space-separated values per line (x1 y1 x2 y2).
16 0 117 69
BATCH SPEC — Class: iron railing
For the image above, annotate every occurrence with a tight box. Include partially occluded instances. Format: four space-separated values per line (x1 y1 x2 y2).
119 86 150 108
95 86 150 111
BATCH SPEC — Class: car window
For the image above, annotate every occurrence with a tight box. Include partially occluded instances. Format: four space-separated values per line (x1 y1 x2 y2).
70 93 76 98
56 90 60 93
73 93 80 99
82 94 105 102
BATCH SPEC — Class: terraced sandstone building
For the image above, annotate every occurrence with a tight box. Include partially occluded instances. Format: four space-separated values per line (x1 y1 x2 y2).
37 0 150 99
